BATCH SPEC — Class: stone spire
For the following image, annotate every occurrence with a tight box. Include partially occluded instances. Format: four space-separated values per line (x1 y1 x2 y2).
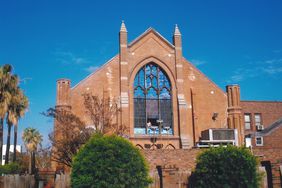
119 20 129 132
173 24 182 48
174 24 181 36
120 20 127 32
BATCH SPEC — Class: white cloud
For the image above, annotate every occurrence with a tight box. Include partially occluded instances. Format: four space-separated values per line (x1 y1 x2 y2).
265 58 282 64
229 75 244 82
190 59 207 66
262 58 282 74
84 66 99 73
228 68 259 83
20 77 32 84
262 66 282 74
273 49 282 53
54 51 89 65
228 58 282 83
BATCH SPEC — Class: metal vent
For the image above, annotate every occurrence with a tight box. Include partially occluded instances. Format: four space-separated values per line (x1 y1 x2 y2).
212 129 235 140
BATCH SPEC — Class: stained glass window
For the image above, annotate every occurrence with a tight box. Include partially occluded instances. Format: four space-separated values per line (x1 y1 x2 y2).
134 63 173 135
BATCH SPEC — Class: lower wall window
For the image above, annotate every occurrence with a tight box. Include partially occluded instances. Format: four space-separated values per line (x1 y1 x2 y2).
255 136 263 146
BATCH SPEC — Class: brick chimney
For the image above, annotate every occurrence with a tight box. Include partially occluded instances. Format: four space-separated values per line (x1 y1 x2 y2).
56 78 71 110
226 85 243 146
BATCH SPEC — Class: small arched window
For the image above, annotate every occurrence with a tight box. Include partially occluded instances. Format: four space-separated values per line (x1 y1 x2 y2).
133 63 173 135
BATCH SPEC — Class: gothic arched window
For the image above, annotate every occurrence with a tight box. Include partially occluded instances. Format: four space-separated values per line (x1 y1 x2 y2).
134 63 173 135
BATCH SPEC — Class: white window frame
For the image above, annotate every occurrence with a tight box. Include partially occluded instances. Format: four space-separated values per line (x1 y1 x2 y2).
244 114 251 130
254 114 262 126
255 136 263 146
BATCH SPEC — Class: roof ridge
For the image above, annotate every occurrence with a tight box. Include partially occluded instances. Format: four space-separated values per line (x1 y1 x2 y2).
128 27 175 48
183 58 227 96
71 55 118 90
241 100 282 103
257 117 282 136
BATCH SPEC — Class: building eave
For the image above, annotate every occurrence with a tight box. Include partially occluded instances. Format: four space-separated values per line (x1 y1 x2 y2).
128 27 175 49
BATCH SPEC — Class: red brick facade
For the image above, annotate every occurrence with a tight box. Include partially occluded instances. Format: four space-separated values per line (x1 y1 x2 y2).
143 149 200 188
56 23 244 149
55 23 282 187
241 101 282 187
241 101 282 130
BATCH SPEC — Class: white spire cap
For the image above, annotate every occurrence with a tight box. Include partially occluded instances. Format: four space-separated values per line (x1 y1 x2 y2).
174 24 181 36
120 20 127 32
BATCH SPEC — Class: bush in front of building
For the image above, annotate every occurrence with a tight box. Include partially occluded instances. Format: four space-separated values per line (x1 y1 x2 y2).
189 145 262 188
71 134 152 188
0 162 22 175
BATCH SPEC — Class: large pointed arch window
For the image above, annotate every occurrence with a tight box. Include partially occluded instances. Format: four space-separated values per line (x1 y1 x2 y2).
134 63 173 135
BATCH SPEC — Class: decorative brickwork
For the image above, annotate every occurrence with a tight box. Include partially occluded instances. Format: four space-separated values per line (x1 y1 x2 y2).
54 23 282 187
57 23 230 149
143 149 201 188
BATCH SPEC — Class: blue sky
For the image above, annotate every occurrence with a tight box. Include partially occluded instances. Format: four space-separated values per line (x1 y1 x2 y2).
0 0 282 146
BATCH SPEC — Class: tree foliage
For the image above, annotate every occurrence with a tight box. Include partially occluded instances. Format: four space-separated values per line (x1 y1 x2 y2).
46 108 92 167
0 64 29 164
9 89 28 162
22 127 43 174
71 134 152 188
189 145 262 188
36 146 52 170
83 93 125 135
0 162 23 175
44 93 127 168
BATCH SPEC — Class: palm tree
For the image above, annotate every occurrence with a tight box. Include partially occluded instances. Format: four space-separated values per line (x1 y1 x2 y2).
12 91 28 162
4 79 22 164
0 64 18 164
22 127 42 174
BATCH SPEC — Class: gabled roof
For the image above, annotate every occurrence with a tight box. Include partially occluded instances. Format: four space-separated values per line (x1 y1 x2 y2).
241 100 282 103
255 117 282 136
71 27 175 90
128 27 175 49
71 55 118 90
71 26 226 94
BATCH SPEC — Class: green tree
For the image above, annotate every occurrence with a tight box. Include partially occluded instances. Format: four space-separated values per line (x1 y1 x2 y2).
12 91 28 162
189 145 262 188
22 127 42 174
71 134 152 188
0 64 18 164
44 94 126 168
0 162 23 174
5 83 28 164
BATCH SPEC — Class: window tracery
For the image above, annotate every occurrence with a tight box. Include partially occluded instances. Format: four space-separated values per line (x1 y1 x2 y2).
134 63 173 135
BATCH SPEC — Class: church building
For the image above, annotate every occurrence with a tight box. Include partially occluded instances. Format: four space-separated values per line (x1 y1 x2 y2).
56 22 243 149
55 22 282 187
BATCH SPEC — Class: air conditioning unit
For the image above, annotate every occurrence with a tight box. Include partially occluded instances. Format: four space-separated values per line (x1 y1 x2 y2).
256 125 264 131
197 128 238 147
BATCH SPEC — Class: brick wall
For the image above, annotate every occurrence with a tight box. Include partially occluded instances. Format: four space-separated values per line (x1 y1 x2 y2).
54 25 282 187
62 27 229 149
143 148 282 188
254 148 282 188
253 125 282 187
241 101 282 131
143 149 201 188
242 101 282 187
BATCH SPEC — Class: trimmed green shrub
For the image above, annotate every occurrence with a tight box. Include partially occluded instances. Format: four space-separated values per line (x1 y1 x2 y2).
71 134 152 188
0 162 22 175
189 145 262 188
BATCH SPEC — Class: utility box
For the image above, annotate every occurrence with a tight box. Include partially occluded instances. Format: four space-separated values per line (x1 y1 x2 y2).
197 128 238 147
